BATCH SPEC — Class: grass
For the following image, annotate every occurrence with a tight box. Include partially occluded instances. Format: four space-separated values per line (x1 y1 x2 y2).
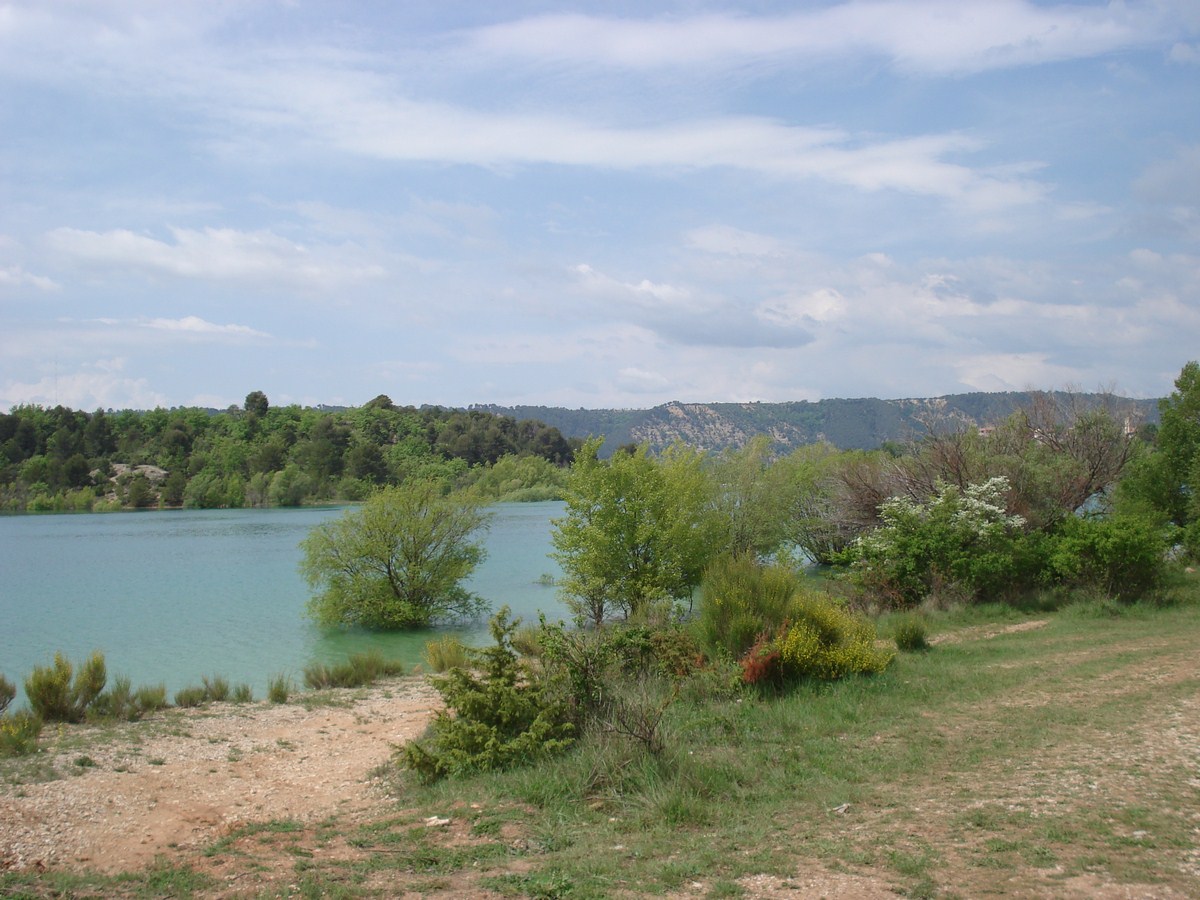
3 584 1200 897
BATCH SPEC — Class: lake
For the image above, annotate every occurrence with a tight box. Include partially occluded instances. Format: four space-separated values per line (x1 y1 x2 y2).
0 502 568 706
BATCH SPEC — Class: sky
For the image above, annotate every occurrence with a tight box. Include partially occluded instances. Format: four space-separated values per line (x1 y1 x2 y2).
1 1 1198 413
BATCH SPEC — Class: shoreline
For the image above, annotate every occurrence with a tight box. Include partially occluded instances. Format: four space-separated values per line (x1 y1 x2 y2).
0 676 442 874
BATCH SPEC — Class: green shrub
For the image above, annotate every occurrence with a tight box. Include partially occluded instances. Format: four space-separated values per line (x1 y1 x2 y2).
90 675 137 721
24 651 108 723
232 683 254 704
267 674 291 704
400 608 574 783
1048 514 1168 600
304 650 406 689
743 591 893 685
892 614 930 652
173 685 207 708
697 555 799 659
136 683 169 713
201 675 230 702
0 674 13 716
0 711 42 757
842 477 1036 608
422 636 470 673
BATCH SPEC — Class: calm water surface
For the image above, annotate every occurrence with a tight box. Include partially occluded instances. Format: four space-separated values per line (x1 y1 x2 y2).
0 502 567 705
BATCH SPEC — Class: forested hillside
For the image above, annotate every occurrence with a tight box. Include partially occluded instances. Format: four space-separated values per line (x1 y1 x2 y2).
480 391 1161 455
0 394 576 512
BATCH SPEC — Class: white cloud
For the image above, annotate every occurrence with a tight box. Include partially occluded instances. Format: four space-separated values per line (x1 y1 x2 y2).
0 360 168 412
0 265 58 291
757 289 847 326
141 316 269 339
572 263 696 311
44 226 386 290
468 2 1176 75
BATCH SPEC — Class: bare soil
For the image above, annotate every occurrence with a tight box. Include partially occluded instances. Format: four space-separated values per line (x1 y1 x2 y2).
0 679 441 875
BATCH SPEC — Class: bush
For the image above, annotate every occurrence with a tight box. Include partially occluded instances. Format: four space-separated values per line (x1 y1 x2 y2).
304 651 406 689
87 677 167 721
173 685 207 708
697 556 799 659
232 683 254 703
741 591 893 685
892 614 930 652
422 636 470 673
0 711 42 757
842 477 1034 608
0 674 13 716
400 608 574 783
24 651 108 723
202 675 231 703
267 674 292 704
1048 514 1169 600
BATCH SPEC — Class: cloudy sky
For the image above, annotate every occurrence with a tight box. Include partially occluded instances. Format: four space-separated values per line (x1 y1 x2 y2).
2 1 1198 412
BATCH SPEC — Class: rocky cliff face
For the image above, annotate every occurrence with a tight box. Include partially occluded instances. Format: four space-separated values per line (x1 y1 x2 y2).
480 391 1160 456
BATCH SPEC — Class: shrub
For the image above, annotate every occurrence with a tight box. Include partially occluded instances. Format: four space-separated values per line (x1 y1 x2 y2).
267 674 291 704
173 685 207 708
400 608 574 783
842 477 1033 608
741 591 893 685
202 675 230 703
422 636 470 673
304 650 406 689
0 674 13 716
232 683 254 704
1048 514 1169 600
90 675 137 721
24 651 108 723
892 614 930 652
136 683 169 713
0 711 42 757
697 555 799 659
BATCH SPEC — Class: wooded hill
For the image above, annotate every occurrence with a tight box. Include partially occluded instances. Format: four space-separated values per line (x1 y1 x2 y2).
478 392 1162 456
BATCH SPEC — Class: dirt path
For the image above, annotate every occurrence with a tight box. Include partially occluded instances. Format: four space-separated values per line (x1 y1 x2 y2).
0 678 442 874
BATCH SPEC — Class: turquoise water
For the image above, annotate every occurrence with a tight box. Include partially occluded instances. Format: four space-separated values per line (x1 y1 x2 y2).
0 502 567 705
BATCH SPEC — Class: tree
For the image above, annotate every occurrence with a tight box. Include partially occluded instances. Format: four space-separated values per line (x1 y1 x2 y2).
244 391 270 417
552 438 718 626
301 480 492 630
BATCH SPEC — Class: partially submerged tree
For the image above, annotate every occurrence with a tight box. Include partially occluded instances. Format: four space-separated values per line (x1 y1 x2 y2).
552 438 718 626
301 480 491 629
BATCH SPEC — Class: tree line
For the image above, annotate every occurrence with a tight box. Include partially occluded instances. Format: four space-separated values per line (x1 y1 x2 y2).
305 366 1200 636
0 392 577 512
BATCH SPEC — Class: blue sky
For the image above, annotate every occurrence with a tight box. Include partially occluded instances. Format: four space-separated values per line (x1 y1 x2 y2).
2 1 1198 412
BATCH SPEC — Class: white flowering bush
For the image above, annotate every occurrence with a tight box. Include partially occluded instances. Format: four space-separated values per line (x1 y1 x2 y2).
843 476 1039 607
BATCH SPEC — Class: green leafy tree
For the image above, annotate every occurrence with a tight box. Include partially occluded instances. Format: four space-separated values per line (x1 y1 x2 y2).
302 480 492 629
552 437 718 626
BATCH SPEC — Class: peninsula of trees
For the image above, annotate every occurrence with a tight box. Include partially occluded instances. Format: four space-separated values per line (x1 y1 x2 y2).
0 394 576 512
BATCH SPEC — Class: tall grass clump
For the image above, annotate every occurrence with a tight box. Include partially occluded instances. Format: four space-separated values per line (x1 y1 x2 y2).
201 674 231 702
0 710 42 757
0 673 40 758
697 555 800 659
891 613 931 652
422 635 470 673
23 651 107 723
303 650 406 689
267 673 292 704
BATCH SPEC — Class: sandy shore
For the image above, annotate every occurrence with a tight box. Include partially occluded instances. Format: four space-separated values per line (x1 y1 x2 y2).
0 677 442 874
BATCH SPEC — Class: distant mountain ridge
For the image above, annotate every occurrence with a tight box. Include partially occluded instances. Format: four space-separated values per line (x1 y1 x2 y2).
475 392 1162 456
